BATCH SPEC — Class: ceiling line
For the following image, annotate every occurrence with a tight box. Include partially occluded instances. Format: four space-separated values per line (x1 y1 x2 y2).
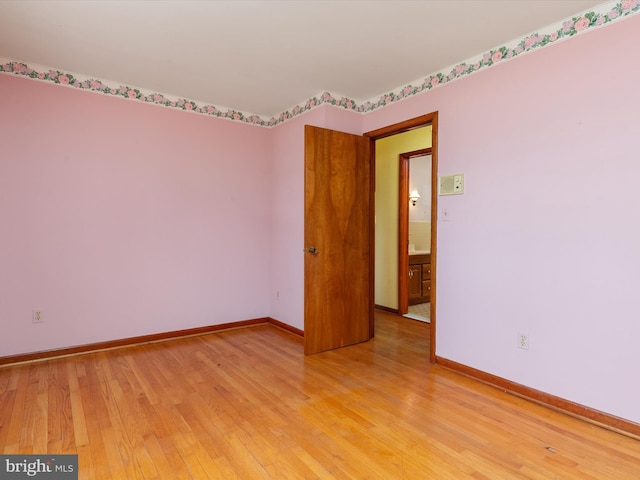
1 0 636 128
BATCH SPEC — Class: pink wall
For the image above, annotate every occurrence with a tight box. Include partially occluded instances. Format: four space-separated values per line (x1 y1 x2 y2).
0 75 270 356
2 13 639 426
360 15 640 424
268 105 363 329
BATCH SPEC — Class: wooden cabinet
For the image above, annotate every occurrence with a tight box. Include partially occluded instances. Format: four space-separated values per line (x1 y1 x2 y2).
409 253 431 305
422 262 431 302
408 265 422 300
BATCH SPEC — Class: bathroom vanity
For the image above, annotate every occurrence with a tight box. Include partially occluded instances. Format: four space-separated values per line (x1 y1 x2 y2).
408 252 431 305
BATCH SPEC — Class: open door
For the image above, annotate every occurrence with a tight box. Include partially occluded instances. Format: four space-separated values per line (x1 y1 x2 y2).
304 125 372 355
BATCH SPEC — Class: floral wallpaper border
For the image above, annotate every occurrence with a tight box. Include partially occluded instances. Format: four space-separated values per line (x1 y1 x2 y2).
1 0 638 128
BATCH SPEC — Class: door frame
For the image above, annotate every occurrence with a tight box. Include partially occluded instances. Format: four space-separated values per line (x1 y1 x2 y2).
365 112 438 363
398 148 432 316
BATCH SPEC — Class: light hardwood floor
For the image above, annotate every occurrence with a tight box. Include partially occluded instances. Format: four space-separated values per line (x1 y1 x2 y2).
1 311 638 479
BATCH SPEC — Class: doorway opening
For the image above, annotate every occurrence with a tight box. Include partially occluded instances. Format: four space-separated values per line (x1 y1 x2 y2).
303 113 438 360
399 150 432 322
365 112 438 363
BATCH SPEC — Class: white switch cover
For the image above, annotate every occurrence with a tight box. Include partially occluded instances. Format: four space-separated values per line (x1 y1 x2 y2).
453 174 464 194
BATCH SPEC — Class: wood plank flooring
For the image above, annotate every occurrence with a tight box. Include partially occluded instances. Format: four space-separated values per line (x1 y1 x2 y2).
1 311 639 479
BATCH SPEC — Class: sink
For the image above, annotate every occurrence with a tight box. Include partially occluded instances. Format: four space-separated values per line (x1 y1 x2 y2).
409 249 430 255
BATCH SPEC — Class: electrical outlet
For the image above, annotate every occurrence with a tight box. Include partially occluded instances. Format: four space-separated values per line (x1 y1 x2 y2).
518 333 529 350
33 310 43 324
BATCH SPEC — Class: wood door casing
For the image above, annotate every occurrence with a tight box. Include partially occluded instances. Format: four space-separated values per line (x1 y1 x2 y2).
365 112 438 364
398 148 432 315
304 125 372 355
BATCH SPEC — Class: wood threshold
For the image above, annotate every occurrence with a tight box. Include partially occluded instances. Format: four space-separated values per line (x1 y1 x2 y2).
436 355 640 440
0 317 302 367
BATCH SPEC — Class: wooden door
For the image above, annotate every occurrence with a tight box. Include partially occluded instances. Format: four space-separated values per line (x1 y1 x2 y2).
304 125 372 355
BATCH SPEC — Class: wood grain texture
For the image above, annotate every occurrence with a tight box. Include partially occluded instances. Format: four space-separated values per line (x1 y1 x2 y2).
428 112 439 364
398 150 410 315
304 125 371 355
1 310 639 479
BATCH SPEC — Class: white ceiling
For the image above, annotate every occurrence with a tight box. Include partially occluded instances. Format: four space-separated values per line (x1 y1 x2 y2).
0 0 606 118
